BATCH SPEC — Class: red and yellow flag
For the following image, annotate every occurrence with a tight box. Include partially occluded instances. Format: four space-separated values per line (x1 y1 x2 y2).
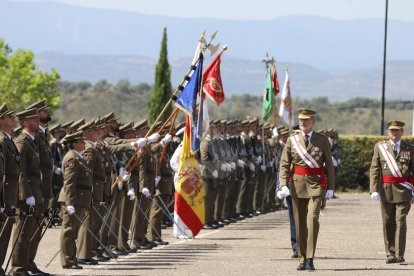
174 114 205 237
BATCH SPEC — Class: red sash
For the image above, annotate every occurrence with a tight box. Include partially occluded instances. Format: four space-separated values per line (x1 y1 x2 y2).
382 176 414 184
293 165 327 188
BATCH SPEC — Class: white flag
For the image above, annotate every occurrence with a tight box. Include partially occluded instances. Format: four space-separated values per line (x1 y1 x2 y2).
278 70 294 127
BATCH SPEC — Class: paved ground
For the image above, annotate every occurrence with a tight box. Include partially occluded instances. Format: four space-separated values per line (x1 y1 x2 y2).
5 193 414 275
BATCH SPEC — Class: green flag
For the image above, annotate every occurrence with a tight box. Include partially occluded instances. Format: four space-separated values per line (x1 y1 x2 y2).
262 67 274 121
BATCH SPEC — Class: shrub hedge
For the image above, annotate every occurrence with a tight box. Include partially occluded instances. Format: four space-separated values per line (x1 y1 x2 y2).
337 135 414 191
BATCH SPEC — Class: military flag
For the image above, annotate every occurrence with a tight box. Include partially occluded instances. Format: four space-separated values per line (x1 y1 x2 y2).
173 55 204 116
262 67 274 121
278 69 294 127
175 114 205 237
271 62 280 96
203 52 225 105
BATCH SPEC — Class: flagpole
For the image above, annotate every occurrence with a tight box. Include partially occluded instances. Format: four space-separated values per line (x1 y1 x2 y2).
147 32 220 137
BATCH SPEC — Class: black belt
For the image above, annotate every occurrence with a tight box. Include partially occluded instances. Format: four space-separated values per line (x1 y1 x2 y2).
160 173 173 177
94 175 106 182
26 170 41 179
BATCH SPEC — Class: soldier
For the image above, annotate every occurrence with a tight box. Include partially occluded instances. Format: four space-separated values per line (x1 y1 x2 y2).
201 120 219 229
278 108 335 271
147 127 173 245
370 120 414 264
76 120 107 265
11 108 47 276
276 125 297 258
49 123 65 226
58 131 91 270
0 104 17 276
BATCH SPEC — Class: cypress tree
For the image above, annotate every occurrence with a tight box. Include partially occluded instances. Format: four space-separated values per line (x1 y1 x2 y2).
148 27 172 123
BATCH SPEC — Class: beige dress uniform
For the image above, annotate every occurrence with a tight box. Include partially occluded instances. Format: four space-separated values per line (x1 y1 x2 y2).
279 111 334 265
370 123 414 260
59 144 93 267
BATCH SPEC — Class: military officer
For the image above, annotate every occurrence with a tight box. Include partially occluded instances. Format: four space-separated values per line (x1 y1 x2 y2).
279 108 335 271
59 131 92 270
0 104 15 276
370 120 414 264
11 108 47 276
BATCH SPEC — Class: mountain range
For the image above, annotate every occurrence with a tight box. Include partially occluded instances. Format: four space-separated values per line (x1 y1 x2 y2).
1 0 414 100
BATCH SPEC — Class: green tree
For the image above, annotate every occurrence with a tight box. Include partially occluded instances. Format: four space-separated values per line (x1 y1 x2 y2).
0 39 60 110
148 27 172 123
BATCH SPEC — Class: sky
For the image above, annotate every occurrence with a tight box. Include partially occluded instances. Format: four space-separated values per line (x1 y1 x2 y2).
8 0 414 21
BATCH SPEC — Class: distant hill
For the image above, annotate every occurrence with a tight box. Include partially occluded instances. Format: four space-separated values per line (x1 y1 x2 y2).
35 52 414 100
1 0 414 71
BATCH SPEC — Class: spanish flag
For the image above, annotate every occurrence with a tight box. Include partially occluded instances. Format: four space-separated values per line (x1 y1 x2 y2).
174 114 205 237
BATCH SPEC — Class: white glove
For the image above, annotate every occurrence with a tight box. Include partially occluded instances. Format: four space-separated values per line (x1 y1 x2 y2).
280 186 290 198
249 163 255 172
117 183 123 190
212 170 218 178
122 173 130 181
221 163 227 171
269 161 274 167
230 162 236 170
147 133 160 143
133 138 147 148
0 208 4 214
142 187 151 197
370 192 380 201
257 156 262 163
54 167 62 175
25 196 35 206
276 190 284 200
119 167 126 177
237 159 245 168
127 188 135 200
161 134 172 145
155 176 161 186
66 205 75 215
325 190 334 199
260 165 266 172
225 163 232 171
332 157 338 167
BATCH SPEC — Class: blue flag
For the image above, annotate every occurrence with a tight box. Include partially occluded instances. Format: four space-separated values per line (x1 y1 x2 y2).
174 55 204 115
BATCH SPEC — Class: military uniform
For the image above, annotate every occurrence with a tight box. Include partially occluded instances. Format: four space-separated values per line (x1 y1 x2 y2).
370 120 414 263
0 105 20 271
279 108 334 270
11 108 44 276
59 131 93 269
148 140 174 243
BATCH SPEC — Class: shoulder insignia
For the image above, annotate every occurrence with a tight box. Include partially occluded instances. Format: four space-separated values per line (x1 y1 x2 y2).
66 159 75 168
84 152 94 161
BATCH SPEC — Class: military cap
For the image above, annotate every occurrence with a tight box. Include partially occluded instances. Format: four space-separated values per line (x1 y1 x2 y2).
70 119 85 130
49 123 61 133
94 118 105 129
221 120 227 125
209 119 215 125
0 104 14 118
61 131 84 143
276 125 285 131
280 128 290 136
327 128 334 132
258 122 263 128
133 119 148 130
61 121 74 129
226 120 233 126
119 122 133 132
387 120 405 130
264 122 270 128
241 119 250 127
249 118 258 125
78 120 96 131
292 124 300 131
26 99 49 111
13 126 22 134
103 112 118 123
213 119 221 126
298 108 317 119
16 108 38 120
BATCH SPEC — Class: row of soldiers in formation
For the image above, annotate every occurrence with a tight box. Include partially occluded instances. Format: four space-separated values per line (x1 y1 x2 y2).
0 100 341 275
